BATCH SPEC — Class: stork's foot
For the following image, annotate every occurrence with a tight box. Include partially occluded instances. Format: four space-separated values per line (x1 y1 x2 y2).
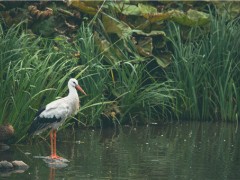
34 155 69 162
50 154 62 159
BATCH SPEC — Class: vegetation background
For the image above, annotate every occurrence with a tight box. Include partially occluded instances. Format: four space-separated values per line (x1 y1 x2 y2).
0 1 239 142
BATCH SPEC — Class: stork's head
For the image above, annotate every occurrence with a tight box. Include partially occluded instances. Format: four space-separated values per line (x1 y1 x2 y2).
68 78 87 95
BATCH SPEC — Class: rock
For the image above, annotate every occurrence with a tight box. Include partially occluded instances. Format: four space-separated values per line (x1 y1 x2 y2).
34 156 70 163
0 161 13 169
34 156 69 168
0 160 29 174
0 124 14 142
11 161 29 170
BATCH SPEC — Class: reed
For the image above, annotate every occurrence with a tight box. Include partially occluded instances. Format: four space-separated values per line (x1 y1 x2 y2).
0 24 88 140
110 62 178 124
74 23 178 126
2 7 238 143
72 23 112 127
166 11 240 121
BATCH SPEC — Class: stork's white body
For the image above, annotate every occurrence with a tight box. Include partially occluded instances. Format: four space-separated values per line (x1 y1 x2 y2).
35 93 79 135
28 78 86 159
28 78 86 136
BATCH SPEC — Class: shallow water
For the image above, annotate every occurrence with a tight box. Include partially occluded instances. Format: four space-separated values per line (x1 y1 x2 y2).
1 122 240 179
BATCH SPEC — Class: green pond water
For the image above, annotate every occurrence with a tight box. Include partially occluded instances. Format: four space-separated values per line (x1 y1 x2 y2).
1 121 240 180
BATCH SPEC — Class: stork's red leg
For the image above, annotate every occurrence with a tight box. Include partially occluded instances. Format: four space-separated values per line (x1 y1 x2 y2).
53 130 57 156
50 130 54 157
50 129 60 159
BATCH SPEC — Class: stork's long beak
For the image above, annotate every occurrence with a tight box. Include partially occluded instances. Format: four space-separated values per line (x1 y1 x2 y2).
76 85 87 95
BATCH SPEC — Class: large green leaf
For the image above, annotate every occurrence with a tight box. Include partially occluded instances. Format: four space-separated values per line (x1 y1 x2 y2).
102 14 132 38
142 11 172 23
171 9 210 26
132 30 166 37
94 32 126 64
129 30 171 68
66 1 99 15
154 52 172 68
138 3 157 14
113 2 141 16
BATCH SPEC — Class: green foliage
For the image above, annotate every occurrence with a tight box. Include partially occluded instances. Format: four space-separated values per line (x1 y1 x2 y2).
0 22 178 142
76 23 178 126
166 12 240 121
74 23 111 126
0 23 87 140
1 5 239 143
110 62 178 124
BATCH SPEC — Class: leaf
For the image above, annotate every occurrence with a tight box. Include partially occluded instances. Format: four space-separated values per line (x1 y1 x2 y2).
141 9 209 27
67 1 98 15
154 52 172 68
122 3 165 25
94 32 125 64
171 9 210 26
128 29 171 68
132 30 166 50
112 3 157 17
138 3 157 15
143 11 173 23
113 2 141 16
132 30 166 37
102 14 132 38
135 36 153 57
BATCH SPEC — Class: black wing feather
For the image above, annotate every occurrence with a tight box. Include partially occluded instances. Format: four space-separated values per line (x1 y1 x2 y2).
35 106 46 117
28 107 62 136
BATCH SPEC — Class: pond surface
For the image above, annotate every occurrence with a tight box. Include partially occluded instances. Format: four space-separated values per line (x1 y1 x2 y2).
1 121 240 179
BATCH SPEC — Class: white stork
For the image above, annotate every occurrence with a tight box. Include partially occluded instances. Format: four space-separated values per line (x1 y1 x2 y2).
28 78 87 159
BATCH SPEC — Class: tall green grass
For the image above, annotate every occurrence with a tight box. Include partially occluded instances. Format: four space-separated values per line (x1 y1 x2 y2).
74 24 112 127
109 62 178 124
76 23 178 126
166 12 240 121
6 15 231 143
1 8 239 144
0 24 88 140
0 22 177 142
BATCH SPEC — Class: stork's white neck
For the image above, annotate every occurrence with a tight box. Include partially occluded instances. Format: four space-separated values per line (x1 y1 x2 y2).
68 85 78 97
